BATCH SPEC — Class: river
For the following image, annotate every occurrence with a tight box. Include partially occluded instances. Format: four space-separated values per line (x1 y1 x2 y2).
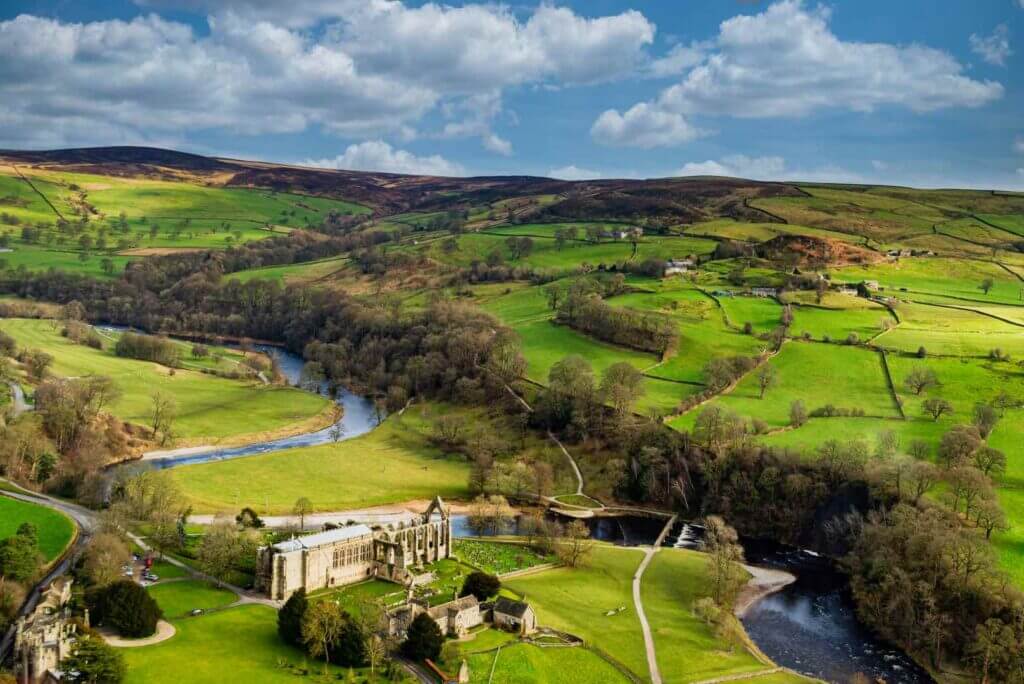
98 328 381 469
664 521 933 683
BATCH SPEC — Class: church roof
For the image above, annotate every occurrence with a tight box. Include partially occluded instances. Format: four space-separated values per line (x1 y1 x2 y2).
273 524 373 552
493 597 531 618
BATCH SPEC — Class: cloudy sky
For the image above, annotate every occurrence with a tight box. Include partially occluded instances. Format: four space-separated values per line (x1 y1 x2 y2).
2 0 1022 188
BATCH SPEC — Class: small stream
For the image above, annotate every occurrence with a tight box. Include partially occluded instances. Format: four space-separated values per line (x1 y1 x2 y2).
664 522 933 683
98 327 381 469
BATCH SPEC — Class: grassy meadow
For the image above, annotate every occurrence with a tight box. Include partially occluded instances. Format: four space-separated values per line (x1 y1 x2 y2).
0 495 76 561
168 404 472 513
0 318 332 444
504 545 781 683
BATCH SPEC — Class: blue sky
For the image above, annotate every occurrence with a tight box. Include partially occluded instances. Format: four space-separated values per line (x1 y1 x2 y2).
1 1 1022 188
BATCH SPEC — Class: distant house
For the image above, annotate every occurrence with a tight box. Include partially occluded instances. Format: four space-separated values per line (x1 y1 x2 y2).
492 597 537 635
750 287 777 298
835 286 859 296
664 258 695 275
427 595 483 637
863 280 880 291
615 226 643 240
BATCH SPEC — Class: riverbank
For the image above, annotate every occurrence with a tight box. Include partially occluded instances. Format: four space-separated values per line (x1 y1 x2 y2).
734 564 796 618
143 402 341 457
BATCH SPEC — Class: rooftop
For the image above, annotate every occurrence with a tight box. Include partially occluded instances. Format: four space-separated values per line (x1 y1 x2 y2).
273 524 373 552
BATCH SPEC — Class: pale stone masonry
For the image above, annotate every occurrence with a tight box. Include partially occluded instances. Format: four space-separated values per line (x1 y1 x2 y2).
13 577 78 683
255 497 452 600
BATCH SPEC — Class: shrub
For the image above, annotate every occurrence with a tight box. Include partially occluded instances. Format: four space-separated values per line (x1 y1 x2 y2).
845 332 860 345
0 527 41 582
402 613 444 662
278 588 308 648
87 580 162 638
460 571 501 601
916 346 927 359
60 631 126 683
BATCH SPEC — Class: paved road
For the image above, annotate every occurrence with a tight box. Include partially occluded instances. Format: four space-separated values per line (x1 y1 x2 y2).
633 547 662 684
0 487 95 662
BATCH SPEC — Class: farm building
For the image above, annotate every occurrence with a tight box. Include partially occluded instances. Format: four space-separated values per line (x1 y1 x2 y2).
492 597 537 635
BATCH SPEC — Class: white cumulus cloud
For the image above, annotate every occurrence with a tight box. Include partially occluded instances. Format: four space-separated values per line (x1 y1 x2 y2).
676 155 786 179
593 0 1002 148
0 2 656 151
970 24 1012 66
304 140 465 176
592 103 704 148
548 165 602 180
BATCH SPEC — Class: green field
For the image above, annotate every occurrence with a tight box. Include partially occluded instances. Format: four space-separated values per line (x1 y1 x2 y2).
427 228 715 273
168 405 471 513
504 546 650 679
0 167 369 276
463 641 630 684
717 295 782 333
121 604 353 683
671 342 899 432
874 302 1024 358
227 256 349 285
505 545 777 683
0 244 133 278
643 549 772 683
0 495 76 561
0 318 332 443
833 258 1023 306
147 580 237 618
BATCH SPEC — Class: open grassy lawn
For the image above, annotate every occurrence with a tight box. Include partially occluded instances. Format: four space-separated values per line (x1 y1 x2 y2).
643 549 771 683
168 404 471 513
463 641 631 684
122 604 355 683
504 545 649 679
453 540 556 575
0 318 331 443
671 342 898 432
147 580 237 618
0 495 76 561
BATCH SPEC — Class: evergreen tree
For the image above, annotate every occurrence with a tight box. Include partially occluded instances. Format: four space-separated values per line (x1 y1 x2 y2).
460 571 500 601
402 613 443 662
87 580 162 638
61 636 126 683
278 588 308 648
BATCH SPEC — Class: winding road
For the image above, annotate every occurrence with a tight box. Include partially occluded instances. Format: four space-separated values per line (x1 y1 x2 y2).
0 486 95 662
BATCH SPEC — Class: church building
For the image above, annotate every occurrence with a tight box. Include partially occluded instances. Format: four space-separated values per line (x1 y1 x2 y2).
256 497 452 600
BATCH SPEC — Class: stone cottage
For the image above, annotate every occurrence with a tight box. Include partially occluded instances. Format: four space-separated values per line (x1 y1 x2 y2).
492 597 537 635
